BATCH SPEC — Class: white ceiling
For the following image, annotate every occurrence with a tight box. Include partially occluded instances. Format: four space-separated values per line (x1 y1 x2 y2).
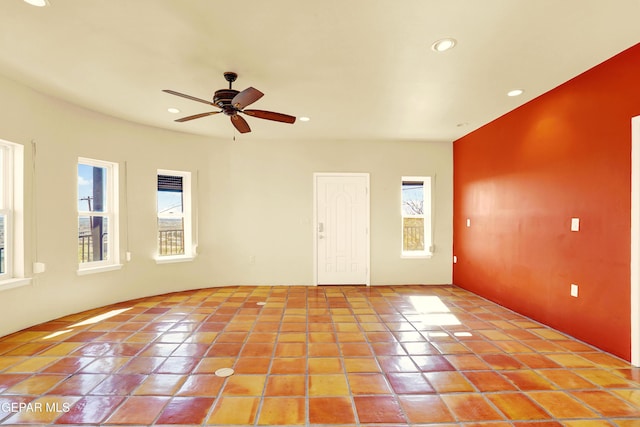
1 0 640 142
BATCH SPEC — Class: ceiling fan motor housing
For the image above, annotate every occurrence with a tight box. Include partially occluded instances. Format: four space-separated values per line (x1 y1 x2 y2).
214 72 240 114
213 89 240 114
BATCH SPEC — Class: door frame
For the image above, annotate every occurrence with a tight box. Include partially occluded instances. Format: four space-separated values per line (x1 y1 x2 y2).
313 172 370 286
631 115 640 366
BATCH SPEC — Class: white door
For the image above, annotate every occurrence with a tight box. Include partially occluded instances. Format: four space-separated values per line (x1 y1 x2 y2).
314 173 369 285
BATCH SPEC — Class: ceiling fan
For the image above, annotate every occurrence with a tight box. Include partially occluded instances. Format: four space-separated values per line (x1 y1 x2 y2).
163 72 296 134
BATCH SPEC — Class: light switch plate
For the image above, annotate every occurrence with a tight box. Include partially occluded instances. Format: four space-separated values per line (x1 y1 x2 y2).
570 283 579 297
571 217 580 231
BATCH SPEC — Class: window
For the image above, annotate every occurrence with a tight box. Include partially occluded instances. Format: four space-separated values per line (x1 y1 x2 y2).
401 176 432 257
157 170 192 261
78 158 119 272
0 139 25 286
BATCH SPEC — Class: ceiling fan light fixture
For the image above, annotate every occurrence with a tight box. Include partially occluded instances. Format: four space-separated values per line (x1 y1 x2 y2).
299 116 310 122
167 107 180 114
431 38 456 52
507 89 524 97
24 0 49 6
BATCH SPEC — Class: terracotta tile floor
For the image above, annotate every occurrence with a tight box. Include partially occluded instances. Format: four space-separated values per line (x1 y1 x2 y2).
0 285 639 426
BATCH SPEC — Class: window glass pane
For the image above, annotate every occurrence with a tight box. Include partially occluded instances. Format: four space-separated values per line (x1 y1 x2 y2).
403 217 425 252
78 164 107 212
78 215 109 263
157 173 185 256
158 190 183 214
158 218 185 255
0 214 4 274
0 148 4 210
402 181 424 215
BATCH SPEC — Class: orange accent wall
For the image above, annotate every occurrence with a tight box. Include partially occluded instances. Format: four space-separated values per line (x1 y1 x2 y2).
453 43 640 360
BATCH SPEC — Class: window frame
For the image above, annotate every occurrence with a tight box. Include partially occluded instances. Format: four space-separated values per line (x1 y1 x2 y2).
0 139 27 290
77 157 120 274
401 176 433 258
0 145 14 279
156 169 193 263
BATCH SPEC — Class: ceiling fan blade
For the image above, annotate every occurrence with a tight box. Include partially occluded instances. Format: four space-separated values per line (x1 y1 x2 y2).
175 111 222 122
231 115 251 133
242 109 297 124
162 89 215 106
231 87 264 109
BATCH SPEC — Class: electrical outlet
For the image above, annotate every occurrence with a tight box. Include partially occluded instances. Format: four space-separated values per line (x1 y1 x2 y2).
33 262 46 274
570 283 579 298
466 218 471 227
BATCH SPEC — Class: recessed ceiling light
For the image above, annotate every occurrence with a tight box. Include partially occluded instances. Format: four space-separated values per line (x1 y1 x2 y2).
24 0 49 6
299 116 310 122
431 38 457 52
167 107 180 114
507 89 524 97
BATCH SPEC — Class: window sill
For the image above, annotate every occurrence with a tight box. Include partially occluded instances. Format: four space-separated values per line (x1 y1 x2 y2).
155 255 195 265
77 264 123 276
401 252 433 259
0 277 32 292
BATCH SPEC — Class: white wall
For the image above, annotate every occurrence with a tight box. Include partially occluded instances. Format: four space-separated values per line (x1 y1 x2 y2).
0 74 453 337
